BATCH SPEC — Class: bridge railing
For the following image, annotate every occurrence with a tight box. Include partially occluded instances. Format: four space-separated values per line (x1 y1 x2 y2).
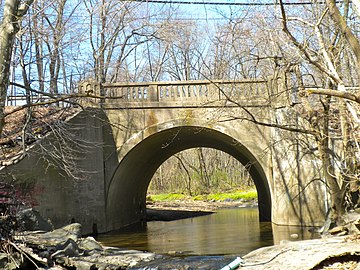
79 79 275 108
6 94 72 107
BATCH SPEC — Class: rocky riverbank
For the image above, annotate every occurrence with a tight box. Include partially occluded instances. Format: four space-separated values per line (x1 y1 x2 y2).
2 205 360 269
5 225 360 270
5 223 158 269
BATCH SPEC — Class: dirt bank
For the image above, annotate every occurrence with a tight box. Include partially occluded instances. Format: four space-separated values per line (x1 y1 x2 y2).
146 199 257 221
147 199 257 211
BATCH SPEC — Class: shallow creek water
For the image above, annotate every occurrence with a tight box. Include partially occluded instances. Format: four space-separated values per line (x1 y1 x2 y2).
98 207 317 256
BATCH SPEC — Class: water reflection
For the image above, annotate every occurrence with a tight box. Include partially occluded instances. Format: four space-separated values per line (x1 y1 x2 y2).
272 223 319 244
98 207 318 256
98 222 150 251
150 207 273 255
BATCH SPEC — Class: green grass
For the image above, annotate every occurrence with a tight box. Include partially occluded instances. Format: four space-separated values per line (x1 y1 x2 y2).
194 190 257 201
147 190 257 202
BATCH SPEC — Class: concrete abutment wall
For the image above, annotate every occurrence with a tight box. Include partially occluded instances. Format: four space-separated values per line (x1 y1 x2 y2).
0 109 117 234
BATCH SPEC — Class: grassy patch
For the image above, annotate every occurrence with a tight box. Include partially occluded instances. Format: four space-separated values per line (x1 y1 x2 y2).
148 190 257 202
194 190 257 201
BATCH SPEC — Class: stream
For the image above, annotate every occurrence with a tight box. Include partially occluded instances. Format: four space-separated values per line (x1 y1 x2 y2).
98 207 318 256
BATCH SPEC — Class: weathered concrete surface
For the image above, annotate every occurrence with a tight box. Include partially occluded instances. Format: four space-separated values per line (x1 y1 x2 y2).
0 109 118 234
240 236 360 269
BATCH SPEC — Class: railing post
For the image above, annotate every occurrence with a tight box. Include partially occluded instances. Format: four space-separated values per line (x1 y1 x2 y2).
148 84 159 101
268 72 289 108
207 82 218 100
78 80 102 108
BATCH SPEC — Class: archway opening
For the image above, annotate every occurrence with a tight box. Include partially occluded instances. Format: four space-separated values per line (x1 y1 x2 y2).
106 125 271 231
147 147 257 209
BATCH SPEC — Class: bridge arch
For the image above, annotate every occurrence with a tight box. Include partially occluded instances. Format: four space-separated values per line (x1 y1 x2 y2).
105 122 272 231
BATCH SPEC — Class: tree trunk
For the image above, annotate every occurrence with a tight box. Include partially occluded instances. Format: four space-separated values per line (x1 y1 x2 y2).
318 136 345 222
326 0 360 83
198 148 211 191
0 0 33 135
318 96 346 223
174 154 193 196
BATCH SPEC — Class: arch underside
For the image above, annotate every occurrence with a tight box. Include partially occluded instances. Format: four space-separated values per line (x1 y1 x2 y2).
106 126 271 230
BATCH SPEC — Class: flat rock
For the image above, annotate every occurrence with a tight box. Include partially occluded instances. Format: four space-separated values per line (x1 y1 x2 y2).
240 236 360 269
78 236 103 251
19 223 82 246
67 248 158 269
52 238 80 258
130 255 235 270
328 226 347 235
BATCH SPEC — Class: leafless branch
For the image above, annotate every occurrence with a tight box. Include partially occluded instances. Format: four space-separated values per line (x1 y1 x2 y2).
303 88 360 104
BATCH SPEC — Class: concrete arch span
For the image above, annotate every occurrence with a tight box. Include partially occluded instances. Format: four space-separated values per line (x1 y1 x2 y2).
106 123 272 231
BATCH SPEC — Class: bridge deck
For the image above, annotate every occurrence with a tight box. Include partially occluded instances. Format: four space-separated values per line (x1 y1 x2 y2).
80 79 277 108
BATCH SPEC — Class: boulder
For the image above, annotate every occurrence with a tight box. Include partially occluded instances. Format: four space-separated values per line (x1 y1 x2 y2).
328 226 348 236
17 208 53 232
78 237 103 252
21 223 82 246
52 238 79 258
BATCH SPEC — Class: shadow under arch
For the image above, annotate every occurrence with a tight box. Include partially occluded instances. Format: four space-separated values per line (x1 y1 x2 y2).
105 125 271 231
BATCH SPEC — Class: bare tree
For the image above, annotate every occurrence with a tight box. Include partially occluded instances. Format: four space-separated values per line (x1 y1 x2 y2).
272 0 360 222
82 0 157 84
149 148 254 196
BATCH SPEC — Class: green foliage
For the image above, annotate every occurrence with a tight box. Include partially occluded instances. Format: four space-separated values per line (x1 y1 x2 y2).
194 190 257 201
148 190 257 202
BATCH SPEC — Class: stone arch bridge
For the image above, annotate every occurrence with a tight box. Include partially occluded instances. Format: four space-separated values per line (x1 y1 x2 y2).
3 78 327 235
